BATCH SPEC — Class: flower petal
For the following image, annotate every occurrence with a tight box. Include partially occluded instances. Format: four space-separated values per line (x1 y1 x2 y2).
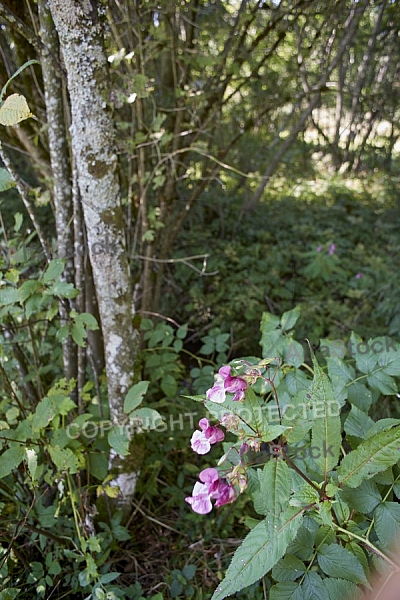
190 430 211 455
199 467 219 484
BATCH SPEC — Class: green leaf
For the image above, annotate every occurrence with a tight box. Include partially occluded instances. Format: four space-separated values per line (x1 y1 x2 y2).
129 407 162 430
176 323 188 339
339 480 381 514
260 312 282 357
72 323 87 347
317 544 367 584
17 280 43 302
270 582 304 600
374 502 400 547
32 397 56 431
367 370 397 395
74 312 99 330
337 426 400 488
301 572 330 600
252 459 291 517
124 381 149 413
283 390 313 443
43 259 65 283
349 332 378 374
0 444 25 478
344 405 374 439
48 445 80 474
211 507 303 600
0 287 19 305
285 340 304 368
161 373 178 397
280 307 300 332
0 168 15 192
108 425 130 456
347 381 372 412
322 578 358 600
310 358 341 477
272 554 305 582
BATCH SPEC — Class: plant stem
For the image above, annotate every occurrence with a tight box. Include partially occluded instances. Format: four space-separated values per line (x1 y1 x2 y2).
281 451 324 498
334 525 400 569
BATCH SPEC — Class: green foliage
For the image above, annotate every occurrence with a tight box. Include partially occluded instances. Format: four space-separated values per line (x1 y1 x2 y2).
186 307 400 600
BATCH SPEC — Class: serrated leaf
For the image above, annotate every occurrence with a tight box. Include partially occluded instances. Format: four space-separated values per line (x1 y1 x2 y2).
347 381 372 411
124 381 149 413
339 480 381 514
270 582 304 600
283 389 313 443
0 444 25 478
252 459 291 517
272 554 305 582
337 426 400 488
374 502 400 547
301 572 330 600
310 358 341 477
108 425 130 456
322 577 358 600
211 507 303 600
349 332 378 374
345 405 374 439
285 340 304 367
317 544 368 584
367 370 397 395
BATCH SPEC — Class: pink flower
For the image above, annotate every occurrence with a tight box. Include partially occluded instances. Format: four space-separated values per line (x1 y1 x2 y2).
185 468 237 514
206 366 247 403
355 272 362 279
316 246 323 252
329 243 336 255
190 418 224 455
185 481 213 514
205 373 226 403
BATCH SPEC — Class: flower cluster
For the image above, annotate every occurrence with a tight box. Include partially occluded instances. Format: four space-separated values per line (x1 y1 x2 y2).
186 364 253 514
185 468 236 514
206 365 247 403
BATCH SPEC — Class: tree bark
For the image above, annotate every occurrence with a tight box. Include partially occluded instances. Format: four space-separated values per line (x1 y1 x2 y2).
38 0 77 387
48 0 138 505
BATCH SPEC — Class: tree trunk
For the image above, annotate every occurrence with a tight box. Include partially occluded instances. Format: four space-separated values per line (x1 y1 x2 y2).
38 0 77 387
48 0 138 506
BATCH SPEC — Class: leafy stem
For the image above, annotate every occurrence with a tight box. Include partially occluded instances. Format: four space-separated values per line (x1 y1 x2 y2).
281 450 324 499
334 525 400 569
